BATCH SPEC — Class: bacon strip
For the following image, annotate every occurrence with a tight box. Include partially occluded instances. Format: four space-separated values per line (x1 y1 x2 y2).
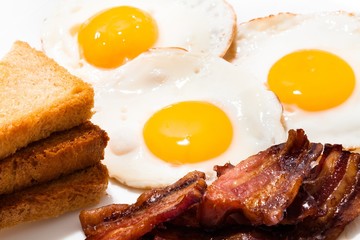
79 129 360 240
149 225 278 240
199 129 323 227
289 144 360 239
80 204 129 237
79 171 207 240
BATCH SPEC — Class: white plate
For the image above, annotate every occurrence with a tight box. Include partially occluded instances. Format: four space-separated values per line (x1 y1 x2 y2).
1 0 360 239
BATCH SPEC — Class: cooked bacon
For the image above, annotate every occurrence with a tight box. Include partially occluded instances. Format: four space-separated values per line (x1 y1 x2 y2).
146 225 279 240
326 180 360 239
287 144 360 239
214 163 235 177
167 204 201 228
80 204 129 236
79 129 360 240
79 171 207 240
279 185 318 224
199 129 323 227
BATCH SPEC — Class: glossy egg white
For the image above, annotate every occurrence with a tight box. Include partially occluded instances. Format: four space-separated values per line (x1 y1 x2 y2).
90 48 286 189
229 12 360 148
41 0 236 85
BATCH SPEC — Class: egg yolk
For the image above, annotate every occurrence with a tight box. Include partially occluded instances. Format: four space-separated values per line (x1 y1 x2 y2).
268 49 355 111
143 101 233 164
77 6 158 69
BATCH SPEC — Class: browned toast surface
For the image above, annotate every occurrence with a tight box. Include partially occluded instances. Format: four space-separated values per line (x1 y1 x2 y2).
0 41 94 160
0 122 109 195
0 162 108 229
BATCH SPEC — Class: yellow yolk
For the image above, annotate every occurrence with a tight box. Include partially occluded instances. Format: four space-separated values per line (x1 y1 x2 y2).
268 49 355 111
143 101 233 164
77 6 158 69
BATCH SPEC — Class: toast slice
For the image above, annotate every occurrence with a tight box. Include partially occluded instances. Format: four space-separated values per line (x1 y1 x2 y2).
0 41 94 160
0 121 109 195
0 162 108 229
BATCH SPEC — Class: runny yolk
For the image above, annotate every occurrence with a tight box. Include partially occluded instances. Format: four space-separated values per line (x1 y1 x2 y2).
267 49 355 111
77 6 158 69
143 101 233 165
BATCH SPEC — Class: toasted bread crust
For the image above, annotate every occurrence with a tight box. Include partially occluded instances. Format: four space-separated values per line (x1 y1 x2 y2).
0 122 109 195
0 41 94 160
0 162 108 229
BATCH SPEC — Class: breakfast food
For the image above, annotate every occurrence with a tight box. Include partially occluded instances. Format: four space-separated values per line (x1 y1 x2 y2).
0 40 94 160
0 121 108 196
228 11 360 148
0 41 109 228
0 163 108 229
0 0 358 239
79 129 360 240
41 0 236 84
90 47 286 189
79 171 206 240
199 129 323 227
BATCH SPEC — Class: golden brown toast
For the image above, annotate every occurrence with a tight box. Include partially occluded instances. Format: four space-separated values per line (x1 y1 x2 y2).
0 41 94 160
0 162 108 229
0 121 109 195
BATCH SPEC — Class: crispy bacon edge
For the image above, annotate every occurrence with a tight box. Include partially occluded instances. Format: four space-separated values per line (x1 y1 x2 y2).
148 138 360 240
285 144 360 239
79 129 360 240
79 171 206 240
199 129 323 227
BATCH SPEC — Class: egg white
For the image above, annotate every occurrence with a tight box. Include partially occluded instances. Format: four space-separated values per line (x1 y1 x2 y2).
91 48 286 189
229 12 360 148
41 0 236 86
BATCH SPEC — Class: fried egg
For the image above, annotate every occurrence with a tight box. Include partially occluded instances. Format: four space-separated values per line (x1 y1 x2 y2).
229 12 360 148
41 0 236 84
91 48 286 189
